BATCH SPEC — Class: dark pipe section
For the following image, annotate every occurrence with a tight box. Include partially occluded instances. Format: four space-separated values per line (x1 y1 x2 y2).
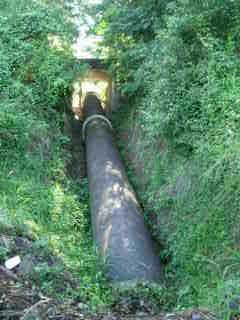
83 94 162 284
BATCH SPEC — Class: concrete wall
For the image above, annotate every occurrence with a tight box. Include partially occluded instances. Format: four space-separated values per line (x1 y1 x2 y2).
71 67 120 120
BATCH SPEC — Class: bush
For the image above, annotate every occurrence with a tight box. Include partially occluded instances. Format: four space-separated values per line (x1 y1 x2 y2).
0 0 110 308
95 0 240 316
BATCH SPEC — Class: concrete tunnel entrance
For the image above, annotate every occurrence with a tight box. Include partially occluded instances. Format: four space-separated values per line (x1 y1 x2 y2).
71 59 119 120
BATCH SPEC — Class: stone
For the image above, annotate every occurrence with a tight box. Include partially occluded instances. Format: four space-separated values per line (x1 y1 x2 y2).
191 312 203 320
78 302 89 310
5 255 21 270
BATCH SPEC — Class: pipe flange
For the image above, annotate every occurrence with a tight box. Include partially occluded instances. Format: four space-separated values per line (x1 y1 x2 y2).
82 114 113 142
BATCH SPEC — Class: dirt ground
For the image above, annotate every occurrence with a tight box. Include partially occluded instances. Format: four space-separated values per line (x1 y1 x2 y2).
0 269 216 320
0 222 216 320
0 255 215 319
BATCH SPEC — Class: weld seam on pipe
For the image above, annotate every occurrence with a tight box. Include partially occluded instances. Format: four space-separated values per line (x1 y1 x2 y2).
82 114 113 142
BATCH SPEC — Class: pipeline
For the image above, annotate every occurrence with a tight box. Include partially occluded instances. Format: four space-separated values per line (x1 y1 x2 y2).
83 94 162 284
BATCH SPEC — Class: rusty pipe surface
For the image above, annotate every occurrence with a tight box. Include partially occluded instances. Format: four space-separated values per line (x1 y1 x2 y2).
83 94 162 284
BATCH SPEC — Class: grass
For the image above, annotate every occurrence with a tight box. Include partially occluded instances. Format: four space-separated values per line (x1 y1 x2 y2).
111 102 240 319
0 110 113 309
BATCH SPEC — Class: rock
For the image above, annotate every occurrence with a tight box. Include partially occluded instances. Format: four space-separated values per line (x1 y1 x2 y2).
5 255 21 270
78 302 89 310
191 312 203 320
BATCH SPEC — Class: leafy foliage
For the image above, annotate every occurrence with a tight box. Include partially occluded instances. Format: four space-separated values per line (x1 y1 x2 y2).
96 0 240 317
0 0 111 308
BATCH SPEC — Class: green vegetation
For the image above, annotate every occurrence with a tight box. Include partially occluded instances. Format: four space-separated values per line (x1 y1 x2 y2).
2 0 240 316
0 0 110 309
95 0 240 318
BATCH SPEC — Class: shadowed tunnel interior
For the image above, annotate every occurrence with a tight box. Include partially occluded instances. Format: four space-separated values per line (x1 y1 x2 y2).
82 94 162 283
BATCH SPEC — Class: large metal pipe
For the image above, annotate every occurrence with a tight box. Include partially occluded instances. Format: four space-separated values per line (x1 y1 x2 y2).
83 94 162 284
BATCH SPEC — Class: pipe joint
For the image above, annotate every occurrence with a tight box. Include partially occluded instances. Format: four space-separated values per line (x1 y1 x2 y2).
82 114 113 142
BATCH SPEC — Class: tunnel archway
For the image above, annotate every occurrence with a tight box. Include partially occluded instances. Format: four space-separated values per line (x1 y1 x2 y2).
71 59 119 120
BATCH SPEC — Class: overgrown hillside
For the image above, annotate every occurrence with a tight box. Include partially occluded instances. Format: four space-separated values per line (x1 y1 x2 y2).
0 0 110 309
95 1 240 318
2 0 240 318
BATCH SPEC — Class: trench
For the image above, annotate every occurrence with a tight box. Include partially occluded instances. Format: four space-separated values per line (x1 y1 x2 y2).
66 79 163 285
